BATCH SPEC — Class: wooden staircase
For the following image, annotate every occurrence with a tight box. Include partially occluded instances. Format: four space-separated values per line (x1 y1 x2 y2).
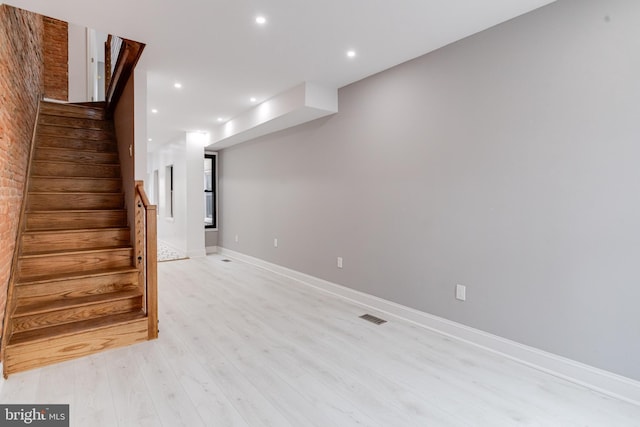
1 101 153 375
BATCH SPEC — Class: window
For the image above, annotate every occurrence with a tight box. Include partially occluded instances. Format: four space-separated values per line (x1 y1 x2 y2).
204 154 217 228
166 165 174 218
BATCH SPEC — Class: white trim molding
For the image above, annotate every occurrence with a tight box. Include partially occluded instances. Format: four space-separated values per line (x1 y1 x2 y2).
218 247 640 407
42 98 69 104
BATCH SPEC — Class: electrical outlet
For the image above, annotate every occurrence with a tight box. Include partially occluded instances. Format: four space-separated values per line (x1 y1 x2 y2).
234 234 239 243
337 257 343 269
455 284 466 301
274 238 278 248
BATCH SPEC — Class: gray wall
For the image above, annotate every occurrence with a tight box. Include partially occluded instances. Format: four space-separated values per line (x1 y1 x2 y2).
219 0 640 380
205 230 218 248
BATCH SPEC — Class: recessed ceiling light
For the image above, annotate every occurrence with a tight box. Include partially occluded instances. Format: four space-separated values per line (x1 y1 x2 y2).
347 50 356 58
250 97 257 103
255 16 266 25
148 138 152 142
217 117 224 122
151 109 158 114
174 83 182 89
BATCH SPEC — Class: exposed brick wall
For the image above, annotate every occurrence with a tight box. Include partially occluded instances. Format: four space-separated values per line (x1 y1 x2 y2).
0 5 45 341
43 16 68 101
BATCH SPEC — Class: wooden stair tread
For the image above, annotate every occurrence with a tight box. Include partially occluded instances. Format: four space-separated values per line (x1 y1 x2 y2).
35 146 116 153
19 246 132 260
31 176 121 180
16 247 133 282
41 110 106 115
21 245 132 257
36 133 113 142
33 147 116 154
26 193 125 211
16 266 139 286
25 209 127 231
25 226 126 233
39 118 108 124
29 191 124 196
14 289 143 317
28 177 122 193
41 101 104 111
31 162 121 179
37 126 114 140
39 112 109 121
31 174 120 185
32 160 119 167
36 137 117 152
38 118 111 132
23 227 129 236
8 311 146 347
37 141 118 153
27 208 126 214
33 148 118 164
26 209 127 219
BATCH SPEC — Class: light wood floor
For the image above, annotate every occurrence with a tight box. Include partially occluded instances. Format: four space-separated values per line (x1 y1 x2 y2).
1 254 639 426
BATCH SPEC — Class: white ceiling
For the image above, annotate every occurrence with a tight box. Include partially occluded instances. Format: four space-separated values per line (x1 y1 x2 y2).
7 0 555 148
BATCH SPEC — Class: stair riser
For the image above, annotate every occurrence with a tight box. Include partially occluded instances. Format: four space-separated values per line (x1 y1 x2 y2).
27 193 124 211
32 161 120 178
30 177 121 193
18 249 133 280
25 211 127 231
4 318 148 375
40 103 106 120
38 125 113 141
34 148 119 164
15 272 139 306
37 136 116 152
22 229 130 254
38 114 111 131
12 297 143 333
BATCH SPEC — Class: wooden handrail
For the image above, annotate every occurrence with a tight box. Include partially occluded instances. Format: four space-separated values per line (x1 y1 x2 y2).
105 35 112 93
134 181 158 339
105 37 145 117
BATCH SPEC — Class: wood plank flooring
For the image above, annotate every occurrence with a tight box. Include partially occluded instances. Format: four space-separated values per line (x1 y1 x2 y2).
1 254 639 426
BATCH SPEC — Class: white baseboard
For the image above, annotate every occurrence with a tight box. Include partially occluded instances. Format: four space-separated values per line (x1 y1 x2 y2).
219 247 640 407
206 246 219 255
187 249 207 258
